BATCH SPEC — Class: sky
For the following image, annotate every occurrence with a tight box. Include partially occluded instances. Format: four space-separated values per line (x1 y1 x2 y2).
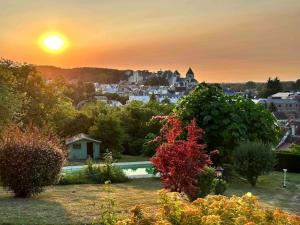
0 0 300 82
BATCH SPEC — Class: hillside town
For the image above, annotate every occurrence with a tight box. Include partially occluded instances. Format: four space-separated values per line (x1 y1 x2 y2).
94 68 198 104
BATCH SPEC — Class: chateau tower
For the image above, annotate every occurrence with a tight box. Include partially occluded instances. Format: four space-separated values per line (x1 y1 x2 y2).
186 67 194 79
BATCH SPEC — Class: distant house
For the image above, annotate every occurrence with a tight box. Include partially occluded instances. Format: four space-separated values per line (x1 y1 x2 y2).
66 133 101 160
276 120 300 151
269 92 294 99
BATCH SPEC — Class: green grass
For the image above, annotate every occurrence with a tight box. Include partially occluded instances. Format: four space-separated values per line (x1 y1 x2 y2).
66 154 149 166
226 172 300 215
0 172 299 225
0 179 161 225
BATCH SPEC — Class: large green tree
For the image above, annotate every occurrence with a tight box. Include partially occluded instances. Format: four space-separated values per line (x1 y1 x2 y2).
258 77 282 98
176 83 280 160
89 113 124 154
0 59 77 134
245 81 256 89
118 101 174 155
0 65 23 130
61 113 94 137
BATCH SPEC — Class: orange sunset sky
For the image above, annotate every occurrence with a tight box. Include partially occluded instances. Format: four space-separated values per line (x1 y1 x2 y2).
1 0 300 82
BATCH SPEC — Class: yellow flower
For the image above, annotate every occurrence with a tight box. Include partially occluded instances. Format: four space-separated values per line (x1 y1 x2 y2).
201 215 221 225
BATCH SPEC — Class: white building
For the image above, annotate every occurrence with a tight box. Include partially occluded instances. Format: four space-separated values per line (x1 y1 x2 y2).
128 96 150 104
95 84 118 94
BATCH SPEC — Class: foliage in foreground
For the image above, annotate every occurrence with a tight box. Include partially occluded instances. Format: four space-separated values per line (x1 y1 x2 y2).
93 181 117 225
233 141 276 186
151 116 211 200
0 126 65 197
117 191 300 225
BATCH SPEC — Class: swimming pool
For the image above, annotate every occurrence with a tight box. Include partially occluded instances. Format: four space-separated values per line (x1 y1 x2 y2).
118 162 157 178
62 161 158 179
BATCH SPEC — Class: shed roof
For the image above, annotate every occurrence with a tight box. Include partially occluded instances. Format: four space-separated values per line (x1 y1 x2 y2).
66 133 102 145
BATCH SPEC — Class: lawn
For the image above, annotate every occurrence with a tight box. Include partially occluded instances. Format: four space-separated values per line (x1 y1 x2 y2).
0 179 161 225
226 171 300 215
0 172 299 225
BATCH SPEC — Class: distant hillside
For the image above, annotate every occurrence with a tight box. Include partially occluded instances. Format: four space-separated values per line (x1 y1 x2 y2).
36 65 130 83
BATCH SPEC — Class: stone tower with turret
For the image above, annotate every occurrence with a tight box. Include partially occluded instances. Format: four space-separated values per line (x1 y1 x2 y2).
186 67 194 80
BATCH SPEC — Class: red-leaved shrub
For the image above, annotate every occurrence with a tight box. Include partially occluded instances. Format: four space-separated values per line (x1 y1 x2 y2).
0 126 65 197
151 116 211 200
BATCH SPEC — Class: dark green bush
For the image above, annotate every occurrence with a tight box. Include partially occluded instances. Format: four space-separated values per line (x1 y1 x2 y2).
87 165 128 183
88 152 128 183
58 171 88 185
213 178 227 195
275 152 300 173
222 163 237 182
197 167 215 198
0 126 65 197
59 152 128 185
290 144 300 154
233 141 276 186
142 133 159 157
59 166 128 185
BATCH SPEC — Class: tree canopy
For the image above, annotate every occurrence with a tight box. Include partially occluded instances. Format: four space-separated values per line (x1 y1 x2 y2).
0 59 76 134
176 83 280 161
258 77 282 98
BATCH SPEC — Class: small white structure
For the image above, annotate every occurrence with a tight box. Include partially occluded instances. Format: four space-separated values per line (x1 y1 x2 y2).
109 100 123 107
270 92 294 99
128 96 150 104
128 71 144 84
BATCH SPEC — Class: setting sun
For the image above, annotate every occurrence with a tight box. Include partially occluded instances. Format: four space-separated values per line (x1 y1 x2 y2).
40 33 68 53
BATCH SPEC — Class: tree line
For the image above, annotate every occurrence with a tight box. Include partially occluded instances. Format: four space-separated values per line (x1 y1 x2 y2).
0 59 173 157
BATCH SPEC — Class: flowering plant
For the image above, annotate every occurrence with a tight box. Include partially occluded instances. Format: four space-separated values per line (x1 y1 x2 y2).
117 191 300 225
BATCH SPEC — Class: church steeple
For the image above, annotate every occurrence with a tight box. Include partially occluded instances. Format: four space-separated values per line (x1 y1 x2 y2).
174 70 180 76
186 67 194 79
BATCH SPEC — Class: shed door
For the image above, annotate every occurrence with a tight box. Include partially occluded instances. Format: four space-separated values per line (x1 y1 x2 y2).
87 142 94 159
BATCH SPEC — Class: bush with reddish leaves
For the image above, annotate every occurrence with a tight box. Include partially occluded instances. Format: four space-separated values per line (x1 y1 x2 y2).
151 116 211 200
0 126 65 197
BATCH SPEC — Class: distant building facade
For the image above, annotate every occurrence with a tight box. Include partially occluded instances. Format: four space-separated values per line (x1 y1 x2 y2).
254 92 300 120
127 68 198 91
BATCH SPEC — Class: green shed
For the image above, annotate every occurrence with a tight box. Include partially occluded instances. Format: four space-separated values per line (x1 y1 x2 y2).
66 133 101 160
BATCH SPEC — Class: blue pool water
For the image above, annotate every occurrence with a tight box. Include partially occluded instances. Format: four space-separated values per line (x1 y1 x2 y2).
62 161 157 178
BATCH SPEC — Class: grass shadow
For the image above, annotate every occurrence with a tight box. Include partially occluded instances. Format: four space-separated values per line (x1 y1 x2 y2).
120 178 161 191
226 172 300 215
0 190 76 225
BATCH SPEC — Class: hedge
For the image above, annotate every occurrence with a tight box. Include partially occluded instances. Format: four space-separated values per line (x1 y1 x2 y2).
275 152 300 173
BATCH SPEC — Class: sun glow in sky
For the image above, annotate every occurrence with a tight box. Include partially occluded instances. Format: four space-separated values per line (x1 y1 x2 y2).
1 0 300 82
40 33 68 53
